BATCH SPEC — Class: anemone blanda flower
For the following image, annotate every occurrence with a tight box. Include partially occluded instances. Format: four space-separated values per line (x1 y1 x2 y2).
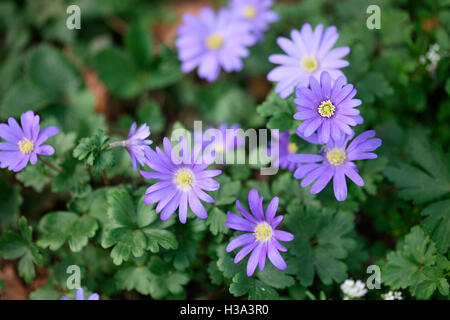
225 189 294 276
288 130 382 201
176 7 256 82
294 71 363 144
268 130 299 171
229 0 279 40
195 123 245 163
140 137 221 224
61 288 99 300
124 122 152 171
0 111 59 172
268 23 350 98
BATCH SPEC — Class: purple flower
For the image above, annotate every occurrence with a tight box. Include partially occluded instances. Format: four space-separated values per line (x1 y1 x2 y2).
225 189 294 276
294 71 363 144
195 123 245 156
125 122 152 171
176 7 256 82
269 130 299 171
0 111 59 172
288 130 382 201
229 0 279 40
61 288 99 300
268 23 350 98
140 137 222 224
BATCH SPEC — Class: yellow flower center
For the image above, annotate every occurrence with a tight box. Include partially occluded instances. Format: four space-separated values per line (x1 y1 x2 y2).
318 100 336 118
326 147 346 166
174 168 195 190
287 142 298 154
213 143 225 153
254 222 273 242
18 138 34 155
244 5 257 19
205 33 224 50
300 55 318 72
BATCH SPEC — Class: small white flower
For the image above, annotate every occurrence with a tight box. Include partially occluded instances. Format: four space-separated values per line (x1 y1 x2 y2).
341 279 367 299
419 55 426 64
384 291 395 300
383 290 402 300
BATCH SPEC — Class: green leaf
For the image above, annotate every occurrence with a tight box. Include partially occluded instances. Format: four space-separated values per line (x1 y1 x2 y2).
382 226 448 298
0 217 43 282
145 46 182 90
143 228 178 253
115 265 153 295
256 90 297 131
125 20 152 68
102 188 177 264
384 133 450 204
215 180 241 206
52 160 91 196
286 209 356 286
38 211 98 252
29 286 61 300
0 80 51 118
421 200 450 254
137 100 166 134
217 245 246 279
28 45 79 99
257 263 295 290
0 174 23 226
229 272 278 300
115 260 190 298
205 207 228 235
102 228 147 265
73 130 115 174
356 72 393 104
16 162 52 192
93 48 141 98
207 261 224 285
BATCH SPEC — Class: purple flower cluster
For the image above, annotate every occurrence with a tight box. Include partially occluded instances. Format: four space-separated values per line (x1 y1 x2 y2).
176 0 278 82
266 23 382 201
268 23 350 98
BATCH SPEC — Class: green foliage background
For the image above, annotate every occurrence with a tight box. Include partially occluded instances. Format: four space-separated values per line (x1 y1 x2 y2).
0 0 449 300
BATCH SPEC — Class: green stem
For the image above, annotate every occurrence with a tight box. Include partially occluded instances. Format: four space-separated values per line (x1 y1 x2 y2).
39 158 64 174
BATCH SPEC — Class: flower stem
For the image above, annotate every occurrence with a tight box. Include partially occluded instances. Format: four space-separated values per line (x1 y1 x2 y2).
108 141 127 148
39 158 64 174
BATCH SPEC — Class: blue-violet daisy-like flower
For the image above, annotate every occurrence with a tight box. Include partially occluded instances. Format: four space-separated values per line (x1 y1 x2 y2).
268 23 350 98
288 130 382 201
229 0 279 40
294 71 363 144
269 130 299 171
225 189 294 276
140 137 222 224
195 123 245 160
61 288 99 300
0 110 59 172
176 7 256 82
124 122 152 171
